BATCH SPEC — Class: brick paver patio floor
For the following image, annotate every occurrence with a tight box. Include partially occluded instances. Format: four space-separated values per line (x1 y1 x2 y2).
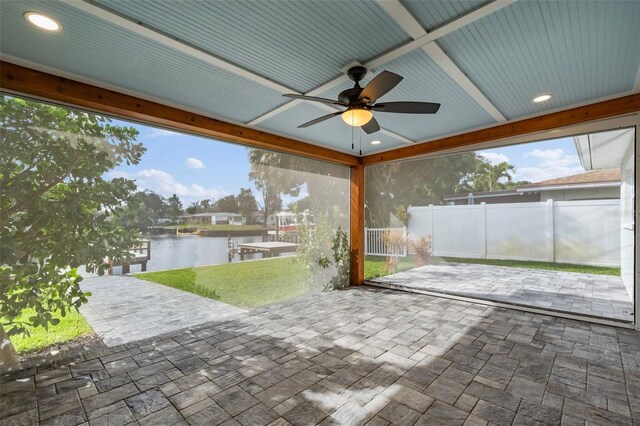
80 276 247 346
2 286 639 425
368 263 634 322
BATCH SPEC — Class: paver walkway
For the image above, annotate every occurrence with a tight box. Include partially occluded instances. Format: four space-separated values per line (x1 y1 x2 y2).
369 263 634 322
2 287 639 425
79 276 247 346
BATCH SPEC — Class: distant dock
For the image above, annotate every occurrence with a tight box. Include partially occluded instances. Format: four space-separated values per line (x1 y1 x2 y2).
106 240 151 274
228 241 298 261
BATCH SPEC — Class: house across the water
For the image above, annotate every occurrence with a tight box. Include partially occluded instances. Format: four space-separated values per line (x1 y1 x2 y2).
179 212 245 225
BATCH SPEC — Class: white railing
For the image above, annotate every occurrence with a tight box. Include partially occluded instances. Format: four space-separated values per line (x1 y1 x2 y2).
365 227 407 257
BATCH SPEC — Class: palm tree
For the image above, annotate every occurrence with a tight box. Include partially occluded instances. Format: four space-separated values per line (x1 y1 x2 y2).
470 160 516 192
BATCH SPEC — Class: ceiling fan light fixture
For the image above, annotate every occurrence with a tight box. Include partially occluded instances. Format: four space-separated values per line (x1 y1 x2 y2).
341 108 373 127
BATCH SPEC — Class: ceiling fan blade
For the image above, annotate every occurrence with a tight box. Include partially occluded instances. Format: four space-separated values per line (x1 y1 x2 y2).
358 71 403 104
283 94 345 106
298 111 342 128
361 116 380 134
371 101 441 114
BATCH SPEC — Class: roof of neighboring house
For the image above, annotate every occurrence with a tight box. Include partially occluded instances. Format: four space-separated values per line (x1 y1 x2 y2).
518 168 620 192
214 212 243 217
443 189 524 201
183 212 243 217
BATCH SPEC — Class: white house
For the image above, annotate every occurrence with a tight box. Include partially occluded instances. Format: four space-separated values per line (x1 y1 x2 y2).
516 168 621 201
573 128 635 299
181 212 245 225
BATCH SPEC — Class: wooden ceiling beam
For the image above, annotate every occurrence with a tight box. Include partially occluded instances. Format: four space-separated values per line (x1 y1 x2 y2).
0 61 360 166
362 93 640 165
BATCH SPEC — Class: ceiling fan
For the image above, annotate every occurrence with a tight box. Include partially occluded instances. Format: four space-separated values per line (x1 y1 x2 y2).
283 66 440 134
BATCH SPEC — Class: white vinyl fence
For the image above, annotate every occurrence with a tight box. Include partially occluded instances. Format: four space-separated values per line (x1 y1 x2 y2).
399 200 619 267
365 227 408 257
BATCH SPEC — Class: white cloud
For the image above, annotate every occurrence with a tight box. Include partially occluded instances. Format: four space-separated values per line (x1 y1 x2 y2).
148 129 178 138
111 169 225 202
525 148 580 167
514 165 584 183
515 148 583 183
185 157 205 169
479 152 509 165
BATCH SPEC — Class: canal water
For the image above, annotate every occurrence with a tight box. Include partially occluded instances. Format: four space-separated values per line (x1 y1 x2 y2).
142 234 264 272
84 234 267 276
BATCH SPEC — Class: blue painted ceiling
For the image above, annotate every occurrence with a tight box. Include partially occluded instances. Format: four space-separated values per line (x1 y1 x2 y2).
1 0 639 156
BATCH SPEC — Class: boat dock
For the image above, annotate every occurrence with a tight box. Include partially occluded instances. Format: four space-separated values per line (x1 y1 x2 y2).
231 241 298 261
106 240 151 274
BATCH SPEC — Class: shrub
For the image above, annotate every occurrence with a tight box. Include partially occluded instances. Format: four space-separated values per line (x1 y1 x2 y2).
382 230 408 274
409 235 432 267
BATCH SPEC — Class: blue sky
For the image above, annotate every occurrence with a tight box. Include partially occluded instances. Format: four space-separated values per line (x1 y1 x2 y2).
110 122 252 204
477 137 583 183
109 118 584 204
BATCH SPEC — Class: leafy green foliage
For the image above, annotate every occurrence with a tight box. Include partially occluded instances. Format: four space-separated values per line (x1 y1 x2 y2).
365 153 527 227
365 153 476 227
5 308 93 353
236 188 258 218
317 226 350 291
166 194 184 220
462 159 529 192
214 195 239 213
247 148 349 223
296 210 350 291
0 96 145 336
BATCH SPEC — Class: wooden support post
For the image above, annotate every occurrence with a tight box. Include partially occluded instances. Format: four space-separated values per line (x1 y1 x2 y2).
350 164 365 286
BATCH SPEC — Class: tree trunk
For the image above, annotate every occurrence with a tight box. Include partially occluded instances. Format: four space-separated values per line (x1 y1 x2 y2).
0 324 21 372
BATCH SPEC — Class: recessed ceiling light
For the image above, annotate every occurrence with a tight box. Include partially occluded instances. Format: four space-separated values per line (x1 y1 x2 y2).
371 140 382 145
532 94 552 103
24 12 61 31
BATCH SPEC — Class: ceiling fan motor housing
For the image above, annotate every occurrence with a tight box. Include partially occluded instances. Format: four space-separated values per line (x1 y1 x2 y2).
339 66 370 105
347 66 367 82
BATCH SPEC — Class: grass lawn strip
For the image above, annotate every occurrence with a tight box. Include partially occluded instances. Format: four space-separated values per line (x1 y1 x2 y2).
441 257 619 276
6 308 93 354
135 257 309 308
364 255 619 279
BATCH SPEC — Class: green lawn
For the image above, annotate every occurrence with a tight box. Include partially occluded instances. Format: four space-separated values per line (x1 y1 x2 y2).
441 257 620 276
158 224 269 231
6 308 94 354
364 255 620 279
135 257 309 308
365 255 417 279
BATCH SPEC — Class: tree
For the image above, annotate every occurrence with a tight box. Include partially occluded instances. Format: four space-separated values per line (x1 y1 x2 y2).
166 194 183 221
186 201 199 215
214 195 239 213
198 198 214 212
237 188 258 217
248 149 299 224
365 152 476 227
465 160 516 192
137 189 166 217
0 96 145 369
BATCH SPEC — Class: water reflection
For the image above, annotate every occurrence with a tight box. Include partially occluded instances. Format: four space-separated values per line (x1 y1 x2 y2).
83 234 268 276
